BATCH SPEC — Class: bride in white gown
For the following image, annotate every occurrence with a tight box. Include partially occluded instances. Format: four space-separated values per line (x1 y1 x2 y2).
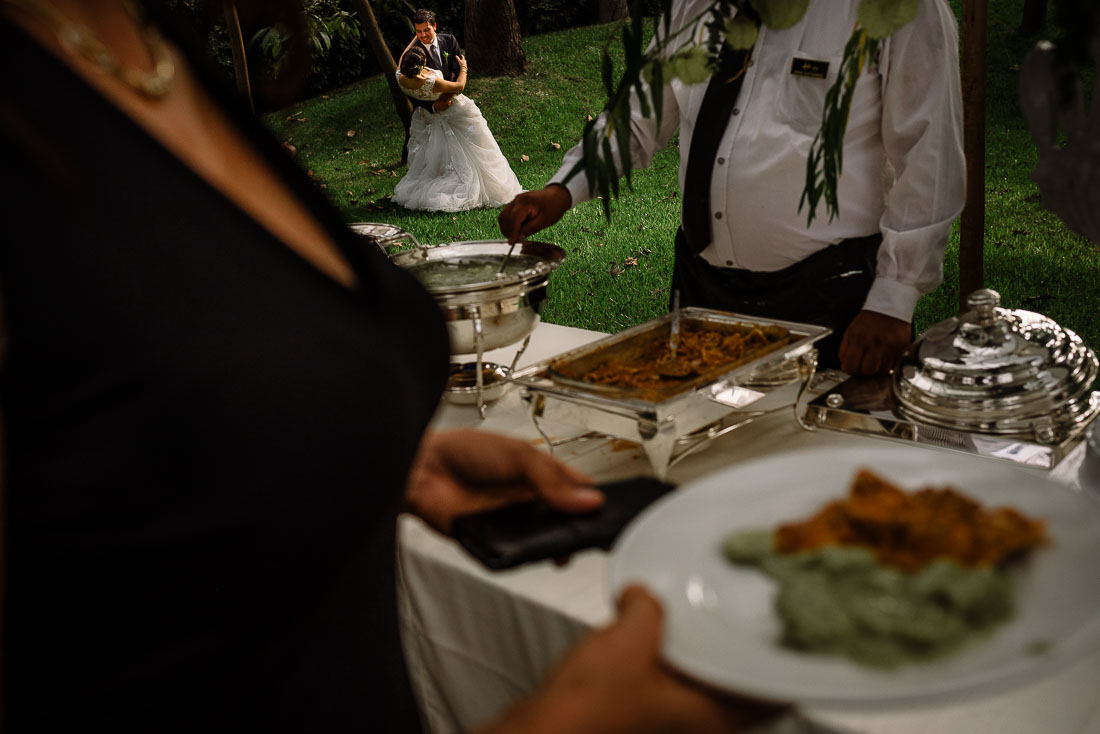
393 47 523 212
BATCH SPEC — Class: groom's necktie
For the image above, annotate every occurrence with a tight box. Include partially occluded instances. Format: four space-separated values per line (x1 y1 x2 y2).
429 43 442 69
680 41 754 256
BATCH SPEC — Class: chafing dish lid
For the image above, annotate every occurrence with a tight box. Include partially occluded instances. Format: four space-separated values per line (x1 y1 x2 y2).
348 221 403 239
892 289 1098 438
348 221 413 246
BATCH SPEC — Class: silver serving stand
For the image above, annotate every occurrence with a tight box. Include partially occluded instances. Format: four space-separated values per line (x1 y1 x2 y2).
392 241 566 419
449 331 534 420
510 310 830 479
800 289 1100 470
801 375 1100 470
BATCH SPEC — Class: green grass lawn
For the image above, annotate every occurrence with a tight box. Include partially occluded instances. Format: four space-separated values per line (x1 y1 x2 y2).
264 1 1100 353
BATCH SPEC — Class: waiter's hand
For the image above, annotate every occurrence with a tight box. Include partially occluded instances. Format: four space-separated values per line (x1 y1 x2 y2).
477 586 784 734
498 184 572 244
405 428 601 535
838 310 912 376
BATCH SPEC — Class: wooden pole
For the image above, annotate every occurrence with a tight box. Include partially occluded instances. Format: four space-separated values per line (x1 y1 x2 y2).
959 0 987 312
223 1 254 114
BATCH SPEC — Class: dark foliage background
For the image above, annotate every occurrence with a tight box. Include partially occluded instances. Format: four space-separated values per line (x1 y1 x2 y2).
144 0 667 105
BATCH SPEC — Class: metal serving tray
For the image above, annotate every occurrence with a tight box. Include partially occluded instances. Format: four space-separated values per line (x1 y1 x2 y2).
802 374 1100 470
799 289 1100 470
511 308 830 477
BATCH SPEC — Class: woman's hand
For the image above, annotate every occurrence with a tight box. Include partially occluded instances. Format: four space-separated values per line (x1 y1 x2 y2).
478 586 785 734
405 428 601 534
457 54 468 73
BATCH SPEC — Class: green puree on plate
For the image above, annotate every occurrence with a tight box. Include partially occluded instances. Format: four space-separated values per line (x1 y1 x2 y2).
723 529 1015 668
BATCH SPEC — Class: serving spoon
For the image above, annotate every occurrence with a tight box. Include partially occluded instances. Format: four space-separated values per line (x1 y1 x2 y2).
495 241 518 277
657 290 695 378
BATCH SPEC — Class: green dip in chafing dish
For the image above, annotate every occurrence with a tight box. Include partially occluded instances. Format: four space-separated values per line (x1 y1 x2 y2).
407 254 544 289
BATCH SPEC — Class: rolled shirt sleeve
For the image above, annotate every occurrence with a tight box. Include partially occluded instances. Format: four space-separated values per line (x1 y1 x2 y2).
868 0 966 321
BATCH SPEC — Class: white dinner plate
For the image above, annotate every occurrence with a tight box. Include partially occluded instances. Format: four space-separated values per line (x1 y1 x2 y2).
609 445 1100 708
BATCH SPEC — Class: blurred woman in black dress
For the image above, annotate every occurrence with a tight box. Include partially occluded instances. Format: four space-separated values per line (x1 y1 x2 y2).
0 1 767 731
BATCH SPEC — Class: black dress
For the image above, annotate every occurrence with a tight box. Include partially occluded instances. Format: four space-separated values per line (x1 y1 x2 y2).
0 18 448 732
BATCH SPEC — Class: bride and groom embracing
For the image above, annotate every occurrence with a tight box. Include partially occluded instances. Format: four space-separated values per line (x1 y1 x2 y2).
392 8 523 212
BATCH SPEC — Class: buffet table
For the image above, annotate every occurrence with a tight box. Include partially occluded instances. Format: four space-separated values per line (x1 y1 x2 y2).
397 321 1100 734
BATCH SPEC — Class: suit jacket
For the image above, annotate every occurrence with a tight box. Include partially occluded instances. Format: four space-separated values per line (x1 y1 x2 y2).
410 32 462 113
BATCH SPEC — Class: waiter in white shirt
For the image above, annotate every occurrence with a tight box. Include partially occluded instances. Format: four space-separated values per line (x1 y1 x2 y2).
499 0 965 376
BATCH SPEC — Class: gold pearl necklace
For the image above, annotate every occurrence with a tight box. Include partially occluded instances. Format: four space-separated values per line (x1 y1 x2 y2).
5 0 175 98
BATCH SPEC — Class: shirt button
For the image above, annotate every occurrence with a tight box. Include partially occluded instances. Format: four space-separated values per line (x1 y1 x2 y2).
714 212 723 220
717 157 726 165
732 108 740 116
726 260 734 266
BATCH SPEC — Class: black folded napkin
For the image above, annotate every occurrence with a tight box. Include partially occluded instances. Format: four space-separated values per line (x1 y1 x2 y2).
452 476 676 570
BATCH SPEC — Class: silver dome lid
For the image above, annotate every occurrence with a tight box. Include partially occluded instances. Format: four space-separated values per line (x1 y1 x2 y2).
892 289 1099 442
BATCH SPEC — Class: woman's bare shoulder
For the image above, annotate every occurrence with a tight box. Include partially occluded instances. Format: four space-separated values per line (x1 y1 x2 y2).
397 72 426 90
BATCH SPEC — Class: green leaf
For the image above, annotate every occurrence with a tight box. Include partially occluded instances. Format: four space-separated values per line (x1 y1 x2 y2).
582 122 598 196
562 158 587 188
615 112 633 191
723 15 759 50
799 29 883 225
634 81 652 119
603 137 620 199
650 60 664 127
858 0 919 40
622 24 636 69
598 160 612 220
601 49 615 98
750 0 811 30
669 46 712 85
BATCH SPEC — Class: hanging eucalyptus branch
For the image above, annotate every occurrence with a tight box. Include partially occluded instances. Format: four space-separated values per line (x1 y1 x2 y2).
565 0 919 226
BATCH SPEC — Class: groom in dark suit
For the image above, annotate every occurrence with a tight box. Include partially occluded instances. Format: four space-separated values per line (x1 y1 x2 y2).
407 8 462 114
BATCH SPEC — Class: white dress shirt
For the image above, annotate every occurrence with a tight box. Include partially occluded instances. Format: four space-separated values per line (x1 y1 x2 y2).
421 37 442 67
550 0 966 323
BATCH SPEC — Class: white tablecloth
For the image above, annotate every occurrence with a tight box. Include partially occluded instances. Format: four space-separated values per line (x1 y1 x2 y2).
398 321 1100 734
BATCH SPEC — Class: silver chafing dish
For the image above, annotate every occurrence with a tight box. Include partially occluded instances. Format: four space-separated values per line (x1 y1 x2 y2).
393 240 566 417
392 239 565 355
511 308 831 478
803 289 1100 468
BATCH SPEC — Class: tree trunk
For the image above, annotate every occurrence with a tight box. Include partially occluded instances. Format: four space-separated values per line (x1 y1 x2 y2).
1018 0 1047 36
222 1 254 114
349 0 413 162
598 0 629 24
465 0 527 76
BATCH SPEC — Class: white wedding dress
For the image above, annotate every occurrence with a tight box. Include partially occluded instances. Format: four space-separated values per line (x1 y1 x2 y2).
392 70 523 212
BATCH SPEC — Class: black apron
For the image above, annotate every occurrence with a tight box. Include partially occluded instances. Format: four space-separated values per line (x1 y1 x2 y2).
671 228 882 369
